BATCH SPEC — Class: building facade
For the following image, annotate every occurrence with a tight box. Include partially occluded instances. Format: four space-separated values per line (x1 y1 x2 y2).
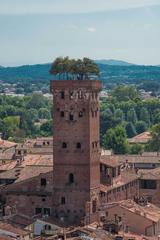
50 80 102 224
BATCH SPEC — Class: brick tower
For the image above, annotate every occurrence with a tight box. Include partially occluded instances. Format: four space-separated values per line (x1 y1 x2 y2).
50 80 102 224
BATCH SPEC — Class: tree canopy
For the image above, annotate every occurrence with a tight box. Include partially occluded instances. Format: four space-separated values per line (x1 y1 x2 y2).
49 57 100 80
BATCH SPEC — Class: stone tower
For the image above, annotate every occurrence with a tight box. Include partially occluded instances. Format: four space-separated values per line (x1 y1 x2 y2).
50 80 102 224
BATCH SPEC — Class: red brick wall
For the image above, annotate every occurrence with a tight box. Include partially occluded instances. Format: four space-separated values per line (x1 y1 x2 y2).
4 171 53 217
51 80 102 223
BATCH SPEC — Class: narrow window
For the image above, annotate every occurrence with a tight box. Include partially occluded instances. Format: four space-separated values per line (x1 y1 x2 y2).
44 208 51 216
91 111 94 117
79 111 83 118
69 91 74 99
76 142 81 149
60 111 64 117
35 208 42 215
60 91 65 99
41 178 47 186
61 197 65 205
92 200 97 213
62 142 67 148
78 90 82 99
95 111 97 117
69 173 74 183
92 142 94 148
69 114 74 121
45 225 51 230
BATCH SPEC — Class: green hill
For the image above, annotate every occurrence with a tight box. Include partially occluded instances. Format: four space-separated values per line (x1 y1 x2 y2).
0 62 160 87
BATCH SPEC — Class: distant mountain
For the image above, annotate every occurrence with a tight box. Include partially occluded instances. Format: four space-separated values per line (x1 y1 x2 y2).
0 62 160 87
95 59 134 66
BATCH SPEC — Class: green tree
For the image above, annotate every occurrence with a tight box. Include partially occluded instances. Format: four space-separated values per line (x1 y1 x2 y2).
50 57 99 80
139 107 150 125
3 116 20 139
146 124 160 152
38 108 51 119
135 121 147 134
130 144 144 154
40 120 53 136
27 93 46 109
103 125 129 154
114 109 124 121
127 108 137 124
125 122 137 138
111 85 139 102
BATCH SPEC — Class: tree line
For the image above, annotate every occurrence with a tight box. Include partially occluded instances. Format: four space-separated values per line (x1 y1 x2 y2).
0 93 52 141
0 84 160 153
101 85 160 154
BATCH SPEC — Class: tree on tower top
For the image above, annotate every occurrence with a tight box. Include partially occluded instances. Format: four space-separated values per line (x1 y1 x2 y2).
49 56 99 80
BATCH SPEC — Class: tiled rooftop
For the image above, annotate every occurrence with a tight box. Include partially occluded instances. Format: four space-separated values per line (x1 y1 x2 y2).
128 131 151 144
100 155 121 167
0 139 17 149
0 222 29 236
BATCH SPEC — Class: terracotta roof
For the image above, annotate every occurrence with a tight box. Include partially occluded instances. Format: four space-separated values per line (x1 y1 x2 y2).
128 131 151 144
0 222 29 236
0 161 17 172
0 167 21 180
112 199 160 223
118 155 160 164
0 236 13 240
21 154 53 167
100 171 138 192
15 165 52 183
139 167 160 180
0 152 14 161
0 140 17 149
0 164 52 183
7 214 34 227
100 155 121 167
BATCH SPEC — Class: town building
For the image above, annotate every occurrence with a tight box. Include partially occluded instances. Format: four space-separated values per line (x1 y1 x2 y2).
139 167 160 207
50 80 102 224
101 199 160 236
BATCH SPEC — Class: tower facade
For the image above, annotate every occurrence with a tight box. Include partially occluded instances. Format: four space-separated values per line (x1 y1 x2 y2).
51 80 102 224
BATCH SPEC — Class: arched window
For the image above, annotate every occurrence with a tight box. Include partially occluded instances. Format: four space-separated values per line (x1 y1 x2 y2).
76 142 81 149
62 142 67 148
69 173 74 184
61 197 65 205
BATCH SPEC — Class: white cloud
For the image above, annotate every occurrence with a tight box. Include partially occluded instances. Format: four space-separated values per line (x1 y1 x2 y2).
0 0 160 15
87 27 96 33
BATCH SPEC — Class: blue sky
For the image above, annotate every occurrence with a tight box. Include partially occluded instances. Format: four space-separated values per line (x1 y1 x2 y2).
0 0 160 66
